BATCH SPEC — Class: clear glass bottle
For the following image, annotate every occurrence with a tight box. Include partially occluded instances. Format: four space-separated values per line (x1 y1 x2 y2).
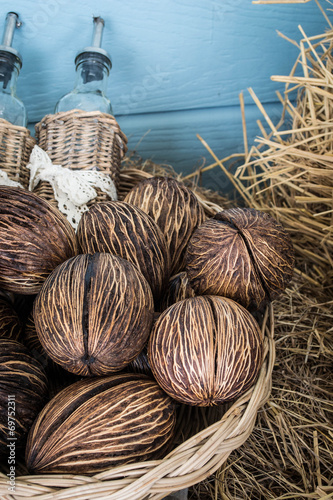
55 17 113 114
0 12 27 127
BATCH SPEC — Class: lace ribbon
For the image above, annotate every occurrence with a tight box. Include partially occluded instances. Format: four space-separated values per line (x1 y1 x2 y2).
0 171 24 189
27 145 117 229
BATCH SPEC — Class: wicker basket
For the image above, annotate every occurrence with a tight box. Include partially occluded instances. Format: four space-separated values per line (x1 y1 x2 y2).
0 167 275 499
32 109 128 206
0 305 274 499
0 119 36 190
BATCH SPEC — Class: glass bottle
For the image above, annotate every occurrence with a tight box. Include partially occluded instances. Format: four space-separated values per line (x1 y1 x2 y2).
0 12 27 127
55 17 113 114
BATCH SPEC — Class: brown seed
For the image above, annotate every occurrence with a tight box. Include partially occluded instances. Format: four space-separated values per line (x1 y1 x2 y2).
33 253 154 376
185 208 295 311
77 201 170 306
22 312 46 363
25 373 176 474
124 176 206 275
126 345 153 377
148 295 264 406
0 186 78 295
0 339 48 456
0 298 22 341
160 271 195 311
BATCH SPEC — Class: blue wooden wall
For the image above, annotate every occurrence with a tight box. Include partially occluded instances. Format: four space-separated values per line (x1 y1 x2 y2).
0 0 329 190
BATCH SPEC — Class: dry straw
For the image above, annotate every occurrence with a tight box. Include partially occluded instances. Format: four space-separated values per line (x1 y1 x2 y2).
193 17 333 292
187 10 333 500
189 276 333 499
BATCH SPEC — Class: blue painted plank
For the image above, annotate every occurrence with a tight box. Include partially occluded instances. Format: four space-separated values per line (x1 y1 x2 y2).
28 100 283 194
116 102 282 186
0 0 329 122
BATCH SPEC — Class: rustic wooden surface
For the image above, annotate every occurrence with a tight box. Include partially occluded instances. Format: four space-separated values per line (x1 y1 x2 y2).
0 0 328 178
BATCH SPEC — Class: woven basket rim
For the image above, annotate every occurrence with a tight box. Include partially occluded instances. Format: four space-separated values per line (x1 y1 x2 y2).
0 303 274 500
0 118 33 135
34 109 127 131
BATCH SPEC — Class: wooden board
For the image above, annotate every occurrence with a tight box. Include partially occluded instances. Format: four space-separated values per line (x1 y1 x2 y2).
1 0 327 121
2 0 329 182
116 101 283 183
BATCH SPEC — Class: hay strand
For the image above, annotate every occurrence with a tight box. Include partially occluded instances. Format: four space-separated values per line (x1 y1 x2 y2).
233 25 333 289
188 11 333 499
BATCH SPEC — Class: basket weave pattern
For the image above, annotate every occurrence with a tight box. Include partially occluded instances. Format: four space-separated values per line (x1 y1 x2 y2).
33 110 128 205
0 119 36 190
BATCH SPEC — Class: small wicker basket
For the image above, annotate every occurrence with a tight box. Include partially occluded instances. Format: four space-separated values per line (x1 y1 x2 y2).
0 119 36 189
0 166 275 500
32 109 128 206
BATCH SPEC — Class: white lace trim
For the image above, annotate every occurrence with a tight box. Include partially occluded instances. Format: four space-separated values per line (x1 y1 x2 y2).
26 146 118 230
0 170 24 189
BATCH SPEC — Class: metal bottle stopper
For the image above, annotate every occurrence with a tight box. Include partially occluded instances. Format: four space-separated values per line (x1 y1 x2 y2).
75 16 112 84
0 12 23 88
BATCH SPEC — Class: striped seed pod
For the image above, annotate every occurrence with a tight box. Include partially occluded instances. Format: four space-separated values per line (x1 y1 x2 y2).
22 313 47 364
126 345 153 377
148 295 264 406
185 208 295 311
0 298 22 341
33 253 154 376
0 339 48 455
26 373 176 474
160 271 195 311
124 176 206 275
76 201 170 306
0 186 78 295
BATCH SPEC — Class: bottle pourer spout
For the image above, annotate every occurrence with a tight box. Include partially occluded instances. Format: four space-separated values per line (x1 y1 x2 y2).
2 12 21 48
91 17 105 48
75 15 112 83
0 12 23 88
